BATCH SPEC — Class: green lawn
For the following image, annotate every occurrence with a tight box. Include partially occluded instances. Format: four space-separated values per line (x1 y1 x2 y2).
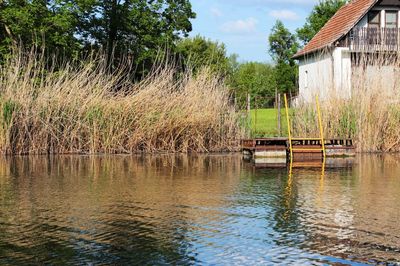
249 108 290 137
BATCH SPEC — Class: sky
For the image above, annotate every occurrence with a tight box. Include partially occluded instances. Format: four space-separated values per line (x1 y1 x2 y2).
189 0 320 63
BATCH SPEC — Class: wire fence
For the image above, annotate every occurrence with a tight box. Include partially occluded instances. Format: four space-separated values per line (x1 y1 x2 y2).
237 93 297 138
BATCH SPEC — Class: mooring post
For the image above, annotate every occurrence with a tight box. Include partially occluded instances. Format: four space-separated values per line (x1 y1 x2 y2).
277 94 281 137
254 96 258 134
316 95 326 159
284 94 293 161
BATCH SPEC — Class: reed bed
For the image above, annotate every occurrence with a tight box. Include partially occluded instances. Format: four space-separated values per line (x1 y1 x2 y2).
0 51 243 155
293 52 400 152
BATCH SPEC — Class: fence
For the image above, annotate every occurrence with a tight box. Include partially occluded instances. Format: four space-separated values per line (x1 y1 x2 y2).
238 93 297 138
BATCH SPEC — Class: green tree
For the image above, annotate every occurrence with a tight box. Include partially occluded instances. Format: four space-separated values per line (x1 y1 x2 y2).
231 62 276 107
78 0 196 72
268 20 298 94
296 0 346 45
176 35 231 76
0 0 80 58
0 0 196 76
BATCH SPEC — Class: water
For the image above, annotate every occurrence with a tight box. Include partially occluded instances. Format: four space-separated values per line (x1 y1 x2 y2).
0 155 399 265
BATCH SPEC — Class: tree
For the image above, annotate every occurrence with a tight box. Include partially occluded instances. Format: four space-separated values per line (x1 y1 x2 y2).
231 62 276 107
0 0 80 58
268 20 298 94
297 0 346 45
78 0 196 72
0 0 196 76
176 36 231 76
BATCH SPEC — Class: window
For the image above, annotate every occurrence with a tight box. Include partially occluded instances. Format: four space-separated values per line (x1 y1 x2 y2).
368 11 381 28
385 11 398 46
368 11 381 44
385 11 398 29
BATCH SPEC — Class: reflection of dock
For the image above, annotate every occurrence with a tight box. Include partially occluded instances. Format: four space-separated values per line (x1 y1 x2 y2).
249 156 355 169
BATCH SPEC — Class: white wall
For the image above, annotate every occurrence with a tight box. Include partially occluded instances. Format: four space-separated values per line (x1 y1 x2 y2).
352 65 400 96
333 48 352 99
298 47 352 102
298 53 333 102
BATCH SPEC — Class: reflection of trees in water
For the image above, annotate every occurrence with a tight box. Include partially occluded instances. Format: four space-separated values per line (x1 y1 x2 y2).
0 155 242 264
2 155 400 264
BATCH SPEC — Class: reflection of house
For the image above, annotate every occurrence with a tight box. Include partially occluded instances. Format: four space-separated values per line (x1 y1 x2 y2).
293 0 400 102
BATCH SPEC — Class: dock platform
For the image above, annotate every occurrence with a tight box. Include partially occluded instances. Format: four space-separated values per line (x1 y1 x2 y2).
241 137 355 163
242 94 356 167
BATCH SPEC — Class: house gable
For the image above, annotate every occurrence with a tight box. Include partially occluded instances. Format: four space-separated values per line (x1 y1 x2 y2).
293 0 378 59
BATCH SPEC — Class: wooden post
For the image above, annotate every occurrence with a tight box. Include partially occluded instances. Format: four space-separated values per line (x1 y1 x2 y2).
277 93 281 136
246 93 251 114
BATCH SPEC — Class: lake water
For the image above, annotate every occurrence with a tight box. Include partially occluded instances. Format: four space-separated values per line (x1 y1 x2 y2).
0 155 399 265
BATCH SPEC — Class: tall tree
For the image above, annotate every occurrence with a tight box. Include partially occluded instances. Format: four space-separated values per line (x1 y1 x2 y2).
78 0 196 71
176 36 231 76
268 20 298 94
0 0 196 76
0 0 80 58
231 62 276 106
296 0 346 45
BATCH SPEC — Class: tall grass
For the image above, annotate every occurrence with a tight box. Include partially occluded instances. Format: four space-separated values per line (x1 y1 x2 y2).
0 50 243 154
293 52 400 152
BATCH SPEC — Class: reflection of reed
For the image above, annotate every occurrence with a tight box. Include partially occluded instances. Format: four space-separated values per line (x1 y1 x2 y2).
0 155 243 264
293 155 400 263
1 155 400 264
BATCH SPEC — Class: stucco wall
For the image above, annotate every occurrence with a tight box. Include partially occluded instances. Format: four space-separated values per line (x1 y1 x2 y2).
298 53 333 102
352 64 400 96
298 48 351 102
333 48 352 99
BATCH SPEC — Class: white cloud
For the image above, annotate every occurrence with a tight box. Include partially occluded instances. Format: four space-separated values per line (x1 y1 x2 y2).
220 17 258 34
210 7 223 17
269 10 300 20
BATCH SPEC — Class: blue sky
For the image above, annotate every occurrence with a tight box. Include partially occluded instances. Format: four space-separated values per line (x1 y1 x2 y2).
189 0 319 63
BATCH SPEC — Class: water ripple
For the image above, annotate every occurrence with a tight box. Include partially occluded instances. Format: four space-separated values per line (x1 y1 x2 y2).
0 155 399 265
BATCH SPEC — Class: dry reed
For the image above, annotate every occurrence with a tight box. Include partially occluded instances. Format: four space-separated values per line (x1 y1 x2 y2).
293 51 400 152
0 50 243 155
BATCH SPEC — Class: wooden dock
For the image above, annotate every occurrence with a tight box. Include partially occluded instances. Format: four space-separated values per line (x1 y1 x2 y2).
241 137 355 166
242 94 356 167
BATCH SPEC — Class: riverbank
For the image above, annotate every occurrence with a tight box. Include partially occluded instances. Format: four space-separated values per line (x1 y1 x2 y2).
0 52 244 155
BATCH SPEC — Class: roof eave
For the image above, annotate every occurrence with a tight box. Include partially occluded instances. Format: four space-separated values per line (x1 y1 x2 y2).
293 0 379 60
292 44 335 60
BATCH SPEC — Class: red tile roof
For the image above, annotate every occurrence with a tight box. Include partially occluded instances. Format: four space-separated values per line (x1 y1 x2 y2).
293 0 378 58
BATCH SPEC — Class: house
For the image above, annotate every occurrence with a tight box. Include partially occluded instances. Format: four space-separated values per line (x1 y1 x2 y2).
293 0 400 102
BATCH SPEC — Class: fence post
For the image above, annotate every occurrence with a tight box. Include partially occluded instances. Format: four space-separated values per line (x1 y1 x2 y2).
246 93 251 136
246 93 251 115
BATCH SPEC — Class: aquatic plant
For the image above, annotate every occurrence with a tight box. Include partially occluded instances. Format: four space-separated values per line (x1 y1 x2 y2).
0 50 244 154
